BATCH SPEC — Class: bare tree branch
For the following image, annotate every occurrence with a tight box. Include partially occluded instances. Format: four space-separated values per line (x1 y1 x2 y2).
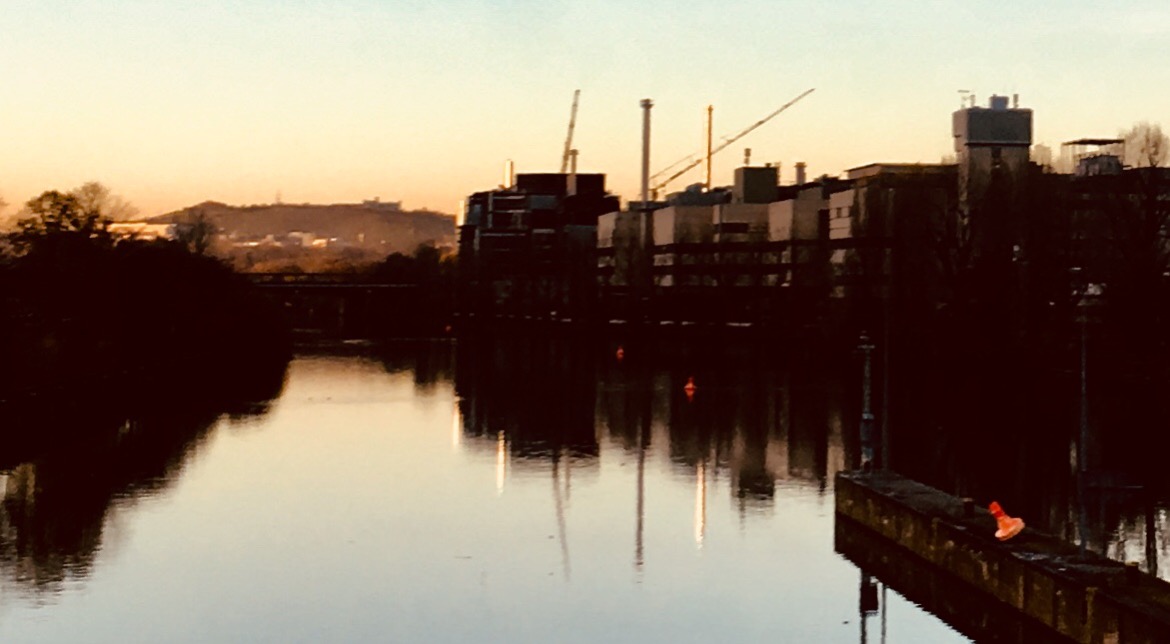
1121 122 1169 168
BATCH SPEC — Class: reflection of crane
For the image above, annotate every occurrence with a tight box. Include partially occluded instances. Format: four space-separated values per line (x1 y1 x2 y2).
560 89 581 173
650 88 815 199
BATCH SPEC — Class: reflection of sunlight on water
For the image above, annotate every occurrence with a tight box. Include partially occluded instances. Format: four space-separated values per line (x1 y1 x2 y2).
496 431 506 495
1101 504 1170 580
451 404 462 450
694 461 706 549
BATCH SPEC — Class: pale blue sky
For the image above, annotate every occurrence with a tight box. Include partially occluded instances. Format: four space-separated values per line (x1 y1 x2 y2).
3 0 1168 216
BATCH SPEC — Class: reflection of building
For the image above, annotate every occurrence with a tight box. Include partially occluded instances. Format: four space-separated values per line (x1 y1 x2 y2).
454 335 853 507
454 333 601 464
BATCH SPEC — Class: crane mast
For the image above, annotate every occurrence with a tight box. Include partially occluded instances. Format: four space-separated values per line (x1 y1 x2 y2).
560 89 581 174
650 87 814 198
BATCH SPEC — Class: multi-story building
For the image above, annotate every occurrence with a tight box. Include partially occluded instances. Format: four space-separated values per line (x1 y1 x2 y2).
458 172 619 321
466 95 1170 344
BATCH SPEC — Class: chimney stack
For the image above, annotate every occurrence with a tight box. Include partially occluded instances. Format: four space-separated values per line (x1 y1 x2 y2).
795 161 807 185
640 99 654 207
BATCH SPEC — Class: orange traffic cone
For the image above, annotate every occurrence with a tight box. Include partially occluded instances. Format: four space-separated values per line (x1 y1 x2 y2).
988 501 1025 541
616 346 625 362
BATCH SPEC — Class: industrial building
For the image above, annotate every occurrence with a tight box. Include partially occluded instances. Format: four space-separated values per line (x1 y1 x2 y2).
459 94 1169 344
458 171 619 321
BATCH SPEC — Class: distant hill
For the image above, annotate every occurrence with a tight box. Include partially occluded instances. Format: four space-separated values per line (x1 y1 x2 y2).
150 201 455 254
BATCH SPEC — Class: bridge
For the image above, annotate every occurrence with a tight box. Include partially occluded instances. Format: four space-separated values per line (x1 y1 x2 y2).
246 273 444 338
247 272 417 290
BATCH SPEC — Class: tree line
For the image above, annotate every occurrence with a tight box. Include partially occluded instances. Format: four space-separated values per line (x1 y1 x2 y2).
0 184 290 458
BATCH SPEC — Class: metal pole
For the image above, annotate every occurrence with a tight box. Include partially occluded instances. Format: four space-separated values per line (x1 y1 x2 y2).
881 250 891 471
859 331 875 470
704 105 713 191
640 99 653 207
1079 306 1088 476
639 99 656 323
1078 299 1088 557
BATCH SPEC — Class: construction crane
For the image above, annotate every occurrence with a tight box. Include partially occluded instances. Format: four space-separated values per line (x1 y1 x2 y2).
560 89 581 173
650 87 815 198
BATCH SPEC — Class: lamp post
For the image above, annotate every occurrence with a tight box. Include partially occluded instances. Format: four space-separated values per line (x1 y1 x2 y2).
1071 266 1101 558
1077 282 1088 558
859 331 876 470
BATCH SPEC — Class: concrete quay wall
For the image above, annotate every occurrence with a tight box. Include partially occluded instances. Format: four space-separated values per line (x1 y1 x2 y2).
835 471 1170 643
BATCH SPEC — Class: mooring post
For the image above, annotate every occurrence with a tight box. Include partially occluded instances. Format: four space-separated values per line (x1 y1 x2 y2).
859 330 876 470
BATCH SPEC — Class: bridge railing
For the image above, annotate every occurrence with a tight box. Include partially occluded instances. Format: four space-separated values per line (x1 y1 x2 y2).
247 273 401 286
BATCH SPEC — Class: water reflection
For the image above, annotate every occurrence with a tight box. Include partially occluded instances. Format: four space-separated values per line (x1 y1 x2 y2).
2 335 1165 644
0 362 287 598
401 326 1164 593
890 359 1170 579
837 516 1054 644
449 332 1170 637
0 342 971 643
454 334 853 511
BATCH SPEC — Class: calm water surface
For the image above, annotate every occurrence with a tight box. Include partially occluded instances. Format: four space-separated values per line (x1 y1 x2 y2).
0 344 970 643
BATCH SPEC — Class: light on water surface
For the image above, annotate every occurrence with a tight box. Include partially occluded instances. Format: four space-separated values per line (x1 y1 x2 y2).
0 348 970 643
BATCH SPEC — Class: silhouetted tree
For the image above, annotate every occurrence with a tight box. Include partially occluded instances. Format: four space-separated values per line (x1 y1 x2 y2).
12 190 111 249
1121 122 1169 168
174 210 217 255
70 181 138 221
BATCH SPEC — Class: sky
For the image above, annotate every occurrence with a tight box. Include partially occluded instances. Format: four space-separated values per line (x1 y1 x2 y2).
3 0 1169 218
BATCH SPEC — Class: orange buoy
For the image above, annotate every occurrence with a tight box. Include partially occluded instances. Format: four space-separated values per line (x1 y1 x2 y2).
988 501 1025 541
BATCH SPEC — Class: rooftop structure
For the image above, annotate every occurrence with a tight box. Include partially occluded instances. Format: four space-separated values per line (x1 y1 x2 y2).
1062 138 1125 177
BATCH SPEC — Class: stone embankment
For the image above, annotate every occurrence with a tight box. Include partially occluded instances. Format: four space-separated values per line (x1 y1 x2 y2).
836 471 1170 643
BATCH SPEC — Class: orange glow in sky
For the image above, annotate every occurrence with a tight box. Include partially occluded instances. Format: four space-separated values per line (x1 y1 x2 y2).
4 1 1170 218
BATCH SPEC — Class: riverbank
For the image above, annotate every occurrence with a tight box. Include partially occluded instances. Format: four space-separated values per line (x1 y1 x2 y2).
0 233 291 462
836 470 1170 642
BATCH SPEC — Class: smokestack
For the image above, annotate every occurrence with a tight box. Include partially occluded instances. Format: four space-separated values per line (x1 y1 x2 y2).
704 105 713 191
795 161 807 185
744 147 752 167
503 159 515 189
640 99 653 207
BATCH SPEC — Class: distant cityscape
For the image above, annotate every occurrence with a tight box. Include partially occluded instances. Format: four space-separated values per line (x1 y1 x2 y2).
456 95 1169 346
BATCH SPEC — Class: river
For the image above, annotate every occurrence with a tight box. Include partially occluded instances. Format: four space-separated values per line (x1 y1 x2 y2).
0 336 1115 642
